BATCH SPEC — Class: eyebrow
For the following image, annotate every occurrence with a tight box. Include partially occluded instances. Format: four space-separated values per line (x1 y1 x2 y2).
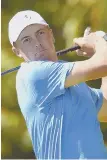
21 36 30 41
20 27 48 41
35 28 45 35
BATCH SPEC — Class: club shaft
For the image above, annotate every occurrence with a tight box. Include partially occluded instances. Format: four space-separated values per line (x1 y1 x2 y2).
1 45 80 76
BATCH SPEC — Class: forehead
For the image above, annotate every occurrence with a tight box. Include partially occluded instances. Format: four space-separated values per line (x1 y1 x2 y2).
17 24 48 40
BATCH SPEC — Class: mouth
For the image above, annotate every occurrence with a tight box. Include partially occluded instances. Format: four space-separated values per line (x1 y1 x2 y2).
35 49 47 55
40 49 47 52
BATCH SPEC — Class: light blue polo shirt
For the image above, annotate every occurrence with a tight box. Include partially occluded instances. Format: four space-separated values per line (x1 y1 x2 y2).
16 60 107 159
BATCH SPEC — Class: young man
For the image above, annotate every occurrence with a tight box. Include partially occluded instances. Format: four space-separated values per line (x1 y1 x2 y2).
8 10 107 159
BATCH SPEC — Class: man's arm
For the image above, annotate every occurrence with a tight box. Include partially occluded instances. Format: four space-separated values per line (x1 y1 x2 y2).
65 57 107 87
65 33 107 87
98 77 107 122
64 32 107 121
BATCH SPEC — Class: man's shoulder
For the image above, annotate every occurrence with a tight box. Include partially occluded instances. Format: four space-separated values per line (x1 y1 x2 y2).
17 60 68 74
16 61 44 77
16 60 73 83
16 60 53 81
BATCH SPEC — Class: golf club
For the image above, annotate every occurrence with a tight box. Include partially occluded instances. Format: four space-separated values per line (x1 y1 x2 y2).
1 45 80 76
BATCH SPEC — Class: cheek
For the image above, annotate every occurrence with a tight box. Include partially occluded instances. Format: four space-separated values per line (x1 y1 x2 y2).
42 36 54 49
47 34 55 48
20 44 35 53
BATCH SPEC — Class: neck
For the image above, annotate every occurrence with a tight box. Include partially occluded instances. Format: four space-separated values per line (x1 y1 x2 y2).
24 56 58 62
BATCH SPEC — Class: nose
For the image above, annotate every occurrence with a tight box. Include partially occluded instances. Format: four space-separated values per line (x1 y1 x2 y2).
33 37 41 47
35 44 42 49
34 38 39 45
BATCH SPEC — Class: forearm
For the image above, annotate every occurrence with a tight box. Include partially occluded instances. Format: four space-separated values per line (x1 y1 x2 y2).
75 33 107 81
65 57 107 87
88 54 107 79
87 45 107 79
66 32 107 87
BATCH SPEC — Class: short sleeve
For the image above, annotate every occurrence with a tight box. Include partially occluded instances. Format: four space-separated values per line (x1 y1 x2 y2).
16 61 74 106
88 87 103 113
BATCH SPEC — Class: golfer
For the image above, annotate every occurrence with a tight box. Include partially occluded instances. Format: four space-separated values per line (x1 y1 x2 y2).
8 10 107 159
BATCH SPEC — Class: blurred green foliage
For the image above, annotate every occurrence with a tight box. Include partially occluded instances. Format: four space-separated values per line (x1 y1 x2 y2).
1 0 107 158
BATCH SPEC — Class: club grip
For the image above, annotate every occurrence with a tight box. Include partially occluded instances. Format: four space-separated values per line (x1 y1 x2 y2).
57 45 80 56
1 45 81 76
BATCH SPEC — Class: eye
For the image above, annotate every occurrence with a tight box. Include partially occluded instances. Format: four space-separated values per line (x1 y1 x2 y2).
23 38 31 43
39 30 45 35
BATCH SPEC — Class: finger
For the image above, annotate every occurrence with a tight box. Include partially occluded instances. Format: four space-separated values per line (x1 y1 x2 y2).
83 52 88 56
73 37 85 47
76 49 83 56
84 26 91 37
76 49 89 57
95 31 105 37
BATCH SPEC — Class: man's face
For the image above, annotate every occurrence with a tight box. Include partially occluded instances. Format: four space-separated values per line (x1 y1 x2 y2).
14 24 58 62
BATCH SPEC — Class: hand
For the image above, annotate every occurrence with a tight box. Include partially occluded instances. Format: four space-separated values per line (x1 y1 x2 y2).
75 27 94 58
74 29 106 58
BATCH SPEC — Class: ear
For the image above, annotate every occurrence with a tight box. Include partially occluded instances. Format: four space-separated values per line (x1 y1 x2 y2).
12 47 22 57
12 42 22 58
